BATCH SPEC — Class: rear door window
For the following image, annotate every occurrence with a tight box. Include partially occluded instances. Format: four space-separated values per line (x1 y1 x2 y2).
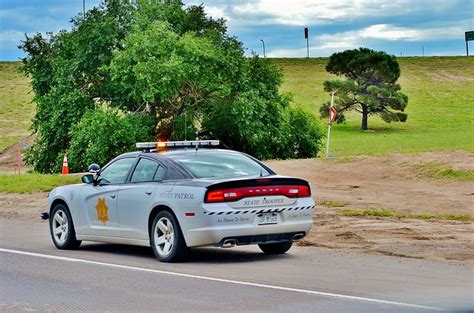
131 158 165 183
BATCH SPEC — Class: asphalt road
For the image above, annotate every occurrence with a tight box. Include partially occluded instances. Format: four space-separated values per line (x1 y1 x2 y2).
1 219 473 312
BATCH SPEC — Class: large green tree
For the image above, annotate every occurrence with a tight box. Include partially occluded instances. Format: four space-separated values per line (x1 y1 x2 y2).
320 48 408 130
20 0 323 172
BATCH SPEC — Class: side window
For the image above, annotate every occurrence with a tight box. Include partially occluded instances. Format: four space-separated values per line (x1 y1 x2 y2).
154 165 166 181
99 158 135 185
131 158 165 183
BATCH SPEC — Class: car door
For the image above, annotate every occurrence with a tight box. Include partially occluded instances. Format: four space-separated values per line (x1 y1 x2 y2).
116 157 168 240
81 157 136 237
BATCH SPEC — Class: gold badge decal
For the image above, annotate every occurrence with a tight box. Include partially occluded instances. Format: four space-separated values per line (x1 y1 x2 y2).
95 198 109 225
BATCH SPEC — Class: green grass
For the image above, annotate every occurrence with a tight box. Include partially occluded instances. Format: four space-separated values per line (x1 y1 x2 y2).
0 174 80 193
273 56 474 157
0 62 34 150
341 208 474 222
1 57 473 157
413 161 474 180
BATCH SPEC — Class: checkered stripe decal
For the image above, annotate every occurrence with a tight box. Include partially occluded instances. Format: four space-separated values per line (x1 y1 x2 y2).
203 205 314 216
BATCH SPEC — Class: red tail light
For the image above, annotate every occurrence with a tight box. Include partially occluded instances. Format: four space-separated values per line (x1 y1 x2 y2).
298 185 310 197
205 185 311 203
206 190 225 202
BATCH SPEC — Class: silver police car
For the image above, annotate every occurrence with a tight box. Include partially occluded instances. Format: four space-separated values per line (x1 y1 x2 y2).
44 141 315 262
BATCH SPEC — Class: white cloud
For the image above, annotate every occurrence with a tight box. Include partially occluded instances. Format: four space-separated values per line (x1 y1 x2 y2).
204 5 230 21
0 30 25 45
230 0 349 26
196 0 458 28
267 23 469 57
316 23 467 45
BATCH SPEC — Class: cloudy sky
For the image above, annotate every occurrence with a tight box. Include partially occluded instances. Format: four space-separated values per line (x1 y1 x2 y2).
1 0 473 60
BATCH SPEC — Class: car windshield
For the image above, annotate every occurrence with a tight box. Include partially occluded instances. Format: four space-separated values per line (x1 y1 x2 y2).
169 151 270 179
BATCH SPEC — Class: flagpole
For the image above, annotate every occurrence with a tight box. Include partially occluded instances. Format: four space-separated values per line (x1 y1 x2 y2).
326 92 335 159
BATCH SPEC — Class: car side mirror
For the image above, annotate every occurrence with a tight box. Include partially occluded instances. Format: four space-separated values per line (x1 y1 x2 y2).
81 174 95 184
88 163 100 173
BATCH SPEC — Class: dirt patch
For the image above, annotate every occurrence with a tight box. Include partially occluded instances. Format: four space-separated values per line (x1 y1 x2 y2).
298 206 474 262
267 151 474 217
0 136 34 173
268 151 474 262
0 192 48 221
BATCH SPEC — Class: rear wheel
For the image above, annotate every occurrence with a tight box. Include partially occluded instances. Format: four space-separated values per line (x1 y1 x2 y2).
150 211 188 262
49 203 81 250
258 241 293 254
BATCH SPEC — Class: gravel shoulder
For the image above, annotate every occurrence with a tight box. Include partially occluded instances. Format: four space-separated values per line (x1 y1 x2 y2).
1 151 472 262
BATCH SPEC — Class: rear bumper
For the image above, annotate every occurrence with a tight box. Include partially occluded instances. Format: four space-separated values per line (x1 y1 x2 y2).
182 200 314 247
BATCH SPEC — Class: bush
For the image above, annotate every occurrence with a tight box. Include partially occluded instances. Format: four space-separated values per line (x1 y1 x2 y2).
202 91 323 160
282 107 324 159
68 107 153 172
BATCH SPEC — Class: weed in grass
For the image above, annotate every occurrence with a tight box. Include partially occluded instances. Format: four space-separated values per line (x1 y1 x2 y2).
319 200 346 207
341 208 474 222
333 156 355 163
341 208 393 217
0 173 80 193
414 161 474 180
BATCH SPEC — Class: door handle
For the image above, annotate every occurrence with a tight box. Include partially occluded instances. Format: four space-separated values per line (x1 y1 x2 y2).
109 194 116 199
145 191 152 196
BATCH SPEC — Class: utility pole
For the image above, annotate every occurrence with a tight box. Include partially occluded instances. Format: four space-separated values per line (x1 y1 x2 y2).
260 39 266 58
304 27 309 58
83 0 86 16
422 45 424 57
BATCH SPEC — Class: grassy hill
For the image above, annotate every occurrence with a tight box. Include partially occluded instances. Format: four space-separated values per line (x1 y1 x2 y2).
0 62 34 150
274 57 474 156
0 57 473 156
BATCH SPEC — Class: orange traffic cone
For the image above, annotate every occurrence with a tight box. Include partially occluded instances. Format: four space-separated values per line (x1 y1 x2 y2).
62 153 69 175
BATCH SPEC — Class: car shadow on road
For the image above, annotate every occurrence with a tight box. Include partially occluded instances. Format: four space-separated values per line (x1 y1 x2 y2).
79 242 293 264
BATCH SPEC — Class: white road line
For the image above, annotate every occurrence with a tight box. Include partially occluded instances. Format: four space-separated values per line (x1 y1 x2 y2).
0 248 442 311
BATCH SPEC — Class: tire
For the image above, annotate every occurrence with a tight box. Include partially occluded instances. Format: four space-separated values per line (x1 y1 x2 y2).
150 211 188 262
258 241 293 254
49 203 82 250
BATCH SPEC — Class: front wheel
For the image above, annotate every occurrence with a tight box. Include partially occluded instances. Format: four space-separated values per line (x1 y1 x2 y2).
258 241 293 254
150 211 188 262
49 203 81 250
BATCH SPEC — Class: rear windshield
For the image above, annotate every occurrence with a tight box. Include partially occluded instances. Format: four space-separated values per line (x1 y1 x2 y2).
169 152 270 179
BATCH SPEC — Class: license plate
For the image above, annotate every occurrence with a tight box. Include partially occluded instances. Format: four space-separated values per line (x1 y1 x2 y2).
257 212 278 225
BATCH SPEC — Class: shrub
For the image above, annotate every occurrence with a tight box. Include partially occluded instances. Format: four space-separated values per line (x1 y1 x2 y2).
68 107 153 172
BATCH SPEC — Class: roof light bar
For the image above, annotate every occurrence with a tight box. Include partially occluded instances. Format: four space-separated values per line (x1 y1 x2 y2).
136 140 220 151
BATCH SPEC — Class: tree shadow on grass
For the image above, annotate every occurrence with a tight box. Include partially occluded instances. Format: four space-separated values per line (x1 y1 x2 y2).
334 124 407 134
